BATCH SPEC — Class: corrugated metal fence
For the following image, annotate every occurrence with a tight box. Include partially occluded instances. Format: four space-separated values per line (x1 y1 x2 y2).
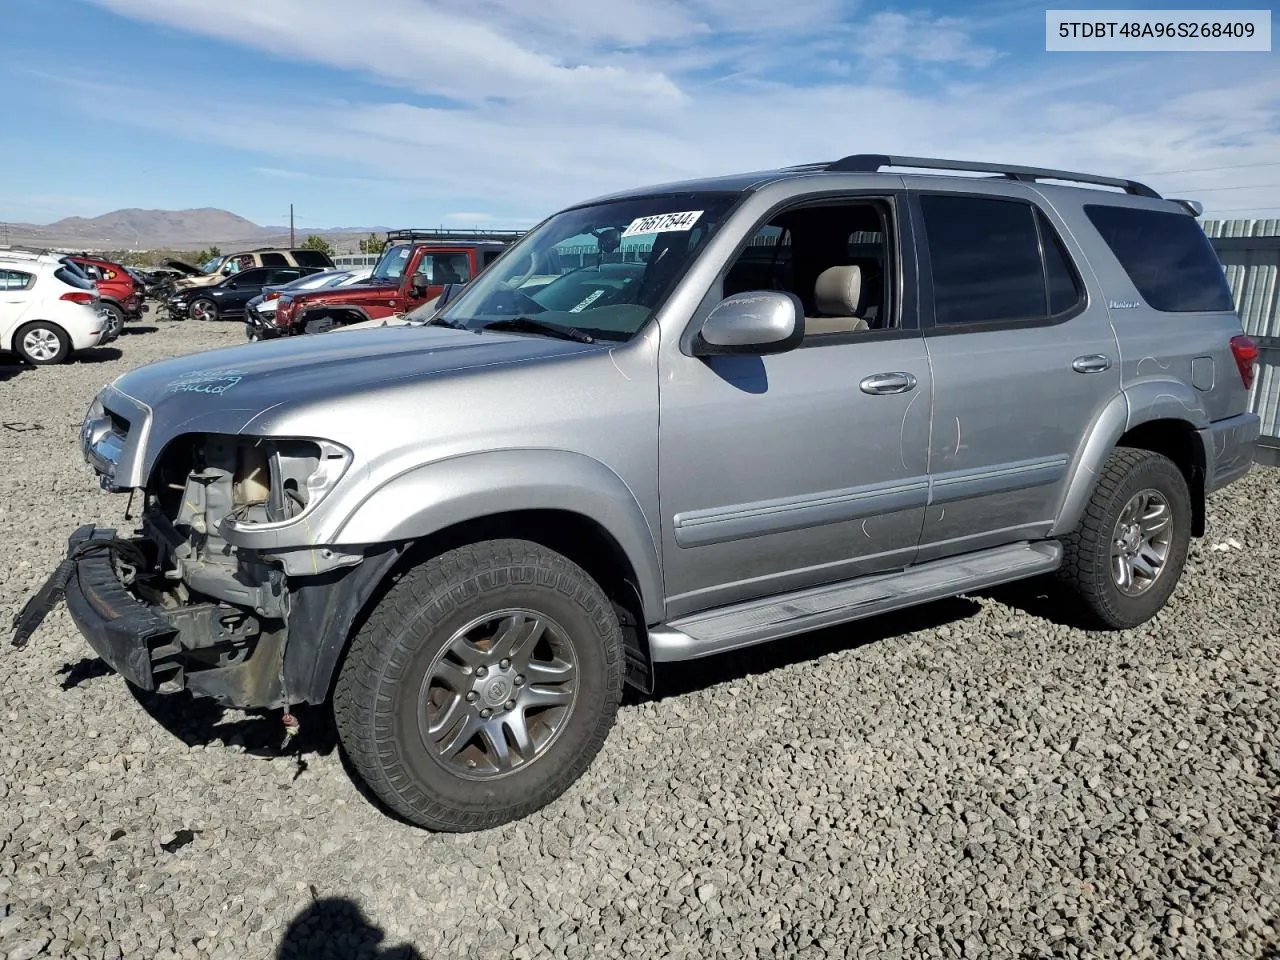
1204 219 1280 449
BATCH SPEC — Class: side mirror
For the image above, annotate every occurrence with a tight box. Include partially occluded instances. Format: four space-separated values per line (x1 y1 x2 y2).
693 291 804 356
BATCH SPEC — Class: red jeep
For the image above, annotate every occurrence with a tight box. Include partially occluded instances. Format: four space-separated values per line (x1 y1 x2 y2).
66 255 144 338
269 229 522 337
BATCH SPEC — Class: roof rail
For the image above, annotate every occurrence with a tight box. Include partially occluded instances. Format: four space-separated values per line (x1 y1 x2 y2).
824 154 1162 199
385 228 526 245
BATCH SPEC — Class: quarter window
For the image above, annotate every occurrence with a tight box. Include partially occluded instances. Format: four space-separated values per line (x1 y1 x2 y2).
260 252 288 267
0 269 33 291
920 194 1082 326
1083 204 1234 312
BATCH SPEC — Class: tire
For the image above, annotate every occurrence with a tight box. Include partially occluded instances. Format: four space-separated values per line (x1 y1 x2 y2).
1057 447 1192 629
14 321 70 365
333 539 625 832
304 315 336 335
100 303 124 340
189 298 218 322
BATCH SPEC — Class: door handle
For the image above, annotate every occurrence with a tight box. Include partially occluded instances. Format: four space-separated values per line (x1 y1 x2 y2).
859 372 918 395
1071 354 1111 374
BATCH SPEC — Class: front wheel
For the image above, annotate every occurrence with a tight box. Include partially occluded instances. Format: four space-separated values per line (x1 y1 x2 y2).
189 298 218 322
1057 447 1192 629
333 540 625 832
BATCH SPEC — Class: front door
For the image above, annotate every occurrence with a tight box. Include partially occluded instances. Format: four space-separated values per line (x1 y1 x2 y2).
657 194 933 617
910 188 1120 562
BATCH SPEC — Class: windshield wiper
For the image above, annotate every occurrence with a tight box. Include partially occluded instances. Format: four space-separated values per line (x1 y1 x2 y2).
425 316 469 330
481 316 595 344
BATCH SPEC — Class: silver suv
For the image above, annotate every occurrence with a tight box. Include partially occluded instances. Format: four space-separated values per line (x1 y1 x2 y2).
19 154 1260 832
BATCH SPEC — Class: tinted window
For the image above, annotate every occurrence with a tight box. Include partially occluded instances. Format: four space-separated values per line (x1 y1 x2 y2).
268 269 305 284
232 268 270 286
1038 210 1084 315
483 250 503 267
0 269 33 291
1084 204 1233 312
260 252 288 267
293 250 333 267
55 266 94 290
921 195 1046 325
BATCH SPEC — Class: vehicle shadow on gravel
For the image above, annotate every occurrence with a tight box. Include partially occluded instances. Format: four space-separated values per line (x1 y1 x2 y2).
127 684 338 760
122 325 159 335
643 595 983 703
74 347 124 363
277 893 423 959
0 358 27 382
974 577 1097 631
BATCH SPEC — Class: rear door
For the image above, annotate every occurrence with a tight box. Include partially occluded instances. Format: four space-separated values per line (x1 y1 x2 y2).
911 187 1120 562
0 269 35 343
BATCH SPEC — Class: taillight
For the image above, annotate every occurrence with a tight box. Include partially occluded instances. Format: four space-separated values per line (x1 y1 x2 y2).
61 292 95 304
1230 335 1259 390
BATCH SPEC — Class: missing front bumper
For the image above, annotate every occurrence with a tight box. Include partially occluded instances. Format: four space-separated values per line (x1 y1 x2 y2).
56 525 286 707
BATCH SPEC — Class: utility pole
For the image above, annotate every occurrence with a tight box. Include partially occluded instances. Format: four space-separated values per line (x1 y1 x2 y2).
290 203 295 247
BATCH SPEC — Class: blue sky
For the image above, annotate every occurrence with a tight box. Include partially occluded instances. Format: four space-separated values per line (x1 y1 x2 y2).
2 0 1277 228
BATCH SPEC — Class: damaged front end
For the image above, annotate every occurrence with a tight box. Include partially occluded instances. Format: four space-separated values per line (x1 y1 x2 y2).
26 426 405 709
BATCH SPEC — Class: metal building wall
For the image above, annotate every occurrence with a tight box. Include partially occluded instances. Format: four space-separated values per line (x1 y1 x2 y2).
1204 219 1280 447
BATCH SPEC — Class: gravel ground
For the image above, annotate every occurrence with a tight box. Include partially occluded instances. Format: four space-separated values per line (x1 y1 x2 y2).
1 319 1277 960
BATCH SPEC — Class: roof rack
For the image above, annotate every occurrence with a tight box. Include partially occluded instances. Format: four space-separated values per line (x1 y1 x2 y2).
385 228 526 245
823 154 1161 199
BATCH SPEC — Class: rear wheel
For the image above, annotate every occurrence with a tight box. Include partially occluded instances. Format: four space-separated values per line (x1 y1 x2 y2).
14 322 70 365
333 540 624 832
100 302 124 339
1057 447 1191 629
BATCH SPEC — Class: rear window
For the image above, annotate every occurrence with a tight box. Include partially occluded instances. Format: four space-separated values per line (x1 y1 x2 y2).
1084 205 1233 312
293 250 334 267
55 266 94 290
260 252 288 267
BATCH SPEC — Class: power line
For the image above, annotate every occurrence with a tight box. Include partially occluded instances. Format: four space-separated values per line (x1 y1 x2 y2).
1138 160 1280 177
1173 183 1280 193
1201 205 1280 215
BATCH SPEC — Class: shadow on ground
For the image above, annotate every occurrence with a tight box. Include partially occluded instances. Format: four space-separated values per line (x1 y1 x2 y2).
122 324 159 335
126 683 338 760
277 895 423 959
74 347 124 363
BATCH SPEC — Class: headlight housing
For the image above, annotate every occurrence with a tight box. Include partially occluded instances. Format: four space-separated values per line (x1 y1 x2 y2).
227 437 352 529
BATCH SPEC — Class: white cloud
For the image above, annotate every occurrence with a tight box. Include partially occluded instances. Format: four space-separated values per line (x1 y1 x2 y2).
76 0 1280 222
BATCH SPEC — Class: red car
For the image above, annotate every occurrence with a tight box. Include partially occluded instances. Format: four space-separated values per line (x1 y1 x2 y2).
66 256 145 338
269 230 521 336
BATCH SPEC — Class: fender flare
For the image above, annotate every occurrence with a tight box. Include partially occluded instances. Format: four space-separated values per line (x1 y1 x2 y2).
1050 379 1208 537
334 448 665 624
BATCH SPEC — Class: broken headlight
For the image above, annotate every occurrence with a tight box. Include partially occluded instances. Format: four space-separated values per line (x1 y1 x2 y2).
223 437 352 529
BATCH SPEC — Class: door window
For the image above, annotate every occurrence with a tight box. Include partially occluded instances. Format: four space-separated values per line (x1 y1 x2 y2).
0 269 34 291
919 194 1084 326
721 200 895 340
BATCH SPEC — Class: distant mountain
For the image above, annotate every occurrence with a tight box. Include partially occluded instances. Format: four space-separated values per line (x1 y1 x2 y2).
1 207 389 253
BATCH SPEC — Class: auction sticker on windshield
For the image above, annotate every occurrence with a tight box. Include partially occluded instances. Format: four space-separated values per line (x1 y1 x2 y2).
621 210 704 238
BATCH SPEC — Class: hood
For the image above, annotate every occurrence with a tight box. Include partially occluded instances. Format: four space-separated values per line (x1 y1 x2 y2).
161 258 204 276
108 325 602 444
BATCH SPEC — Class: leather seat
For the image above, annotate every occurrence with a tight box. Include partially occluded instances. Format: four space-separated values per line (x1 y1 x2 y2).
805 265 872 335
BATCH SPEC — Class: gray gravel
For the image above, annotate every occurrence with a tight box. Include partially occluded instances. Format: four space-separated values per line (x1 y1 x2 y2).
2 320 1278 959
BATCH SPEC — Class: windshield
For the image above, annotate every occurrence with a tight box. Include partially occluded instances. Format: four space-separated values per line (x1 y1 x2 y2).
371 244 414 282
201 256 224 274
437 192 741 341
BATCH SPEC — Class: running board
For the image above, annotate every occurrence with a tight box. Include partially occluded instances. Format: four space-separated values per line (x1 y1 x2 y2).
651 540 1062 662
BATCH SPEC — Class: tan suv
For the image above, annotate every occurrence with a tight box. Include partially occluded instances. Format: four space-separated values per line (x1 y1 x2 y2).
173 247 335 291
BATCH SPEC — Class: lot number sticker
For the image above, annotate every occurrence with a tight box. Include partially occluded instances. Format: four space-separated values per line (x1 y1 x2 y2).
621 210 704 238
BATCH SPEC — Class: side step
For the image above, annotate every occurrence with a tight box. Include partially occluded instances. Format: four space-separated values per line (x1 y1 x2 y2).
651 540 1062 662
